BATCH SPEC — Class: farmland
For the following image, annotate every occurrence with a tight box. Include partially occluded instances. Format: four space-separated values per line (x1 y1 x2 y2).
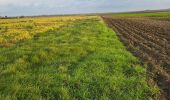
0 16 95 47
102 13 170 99
0 16 158 99
111 12 170 17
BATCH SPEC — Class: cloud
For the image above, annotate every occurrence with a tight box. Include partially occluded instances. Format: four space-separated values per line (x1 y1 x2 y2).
0 0 170 16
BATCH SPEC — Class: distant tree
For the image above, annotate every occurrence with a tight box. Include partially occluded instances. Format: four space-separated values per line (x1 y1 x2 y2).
19 16 25 18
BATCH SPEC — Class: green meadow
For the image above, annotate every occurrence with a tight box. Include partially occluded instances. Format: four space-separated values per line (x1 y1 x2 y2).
112 12 170 17
0 17 158 99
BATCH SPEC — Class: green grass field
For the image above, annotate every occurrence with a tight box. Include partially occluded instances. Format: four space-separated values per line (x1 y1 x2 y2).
0 17 158 99
112 12 170 17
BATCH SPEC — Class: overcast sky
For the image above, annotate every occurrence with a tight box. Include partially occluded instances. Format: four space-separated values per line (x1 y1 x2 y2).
0 0 170 16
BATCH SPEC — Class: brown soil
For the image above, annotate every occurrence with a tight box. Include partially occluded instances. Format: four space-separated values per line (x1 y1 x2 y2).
102 16 170 100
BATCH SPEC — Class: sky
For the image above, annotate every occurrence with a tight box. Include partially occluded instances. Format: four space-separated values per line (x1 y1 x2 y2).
0 0 170 16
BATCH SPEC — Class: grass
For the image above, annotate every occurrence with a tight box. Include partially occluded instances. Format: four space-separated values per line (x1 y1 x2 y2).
0 17 158 99
112 12 170 17
0 16 95 47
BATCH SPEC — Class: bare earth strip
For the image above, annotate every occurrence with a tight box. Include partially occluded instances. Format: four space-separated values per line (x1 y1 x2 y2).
102 16 170 100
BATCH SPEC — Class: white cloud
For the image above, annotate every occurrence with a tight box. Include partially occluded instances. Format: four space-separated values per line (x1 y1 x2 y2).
0 0 170 16
0 0 69 7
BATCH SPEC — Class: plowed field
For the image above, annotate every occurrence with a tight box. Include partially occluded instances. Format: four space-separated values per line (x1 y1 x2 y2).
102 16 170 99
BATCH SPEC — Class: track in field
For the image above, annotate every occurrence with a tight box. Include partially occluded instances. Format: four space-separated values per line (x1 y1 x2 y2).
102 16 170 99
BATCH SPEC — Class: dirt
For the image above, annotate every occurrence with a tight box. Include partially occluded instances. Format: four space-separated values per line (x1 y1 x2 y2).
102 16 170 100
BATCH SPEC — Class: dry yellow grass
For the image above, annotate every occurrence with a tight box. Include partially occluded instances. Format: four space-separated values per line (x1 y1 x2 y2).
0 16 97 47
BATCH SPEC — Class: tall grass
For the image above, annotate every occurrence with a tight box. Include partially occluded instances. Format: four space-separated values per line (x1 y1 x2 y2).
0 17 158 99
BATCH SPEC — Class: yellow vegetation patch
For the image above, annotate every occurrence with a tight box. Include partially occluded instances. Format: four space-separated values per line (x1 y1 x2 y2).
0 16 98 47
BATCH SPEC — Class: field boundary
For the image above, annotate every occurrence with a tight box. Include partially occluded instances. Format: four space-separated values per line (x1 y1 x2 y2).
101 16 170 99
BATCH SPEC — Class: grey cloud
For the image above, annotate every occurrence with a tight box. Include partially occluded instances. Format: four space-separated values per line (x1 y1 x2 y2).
0 0 170 16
